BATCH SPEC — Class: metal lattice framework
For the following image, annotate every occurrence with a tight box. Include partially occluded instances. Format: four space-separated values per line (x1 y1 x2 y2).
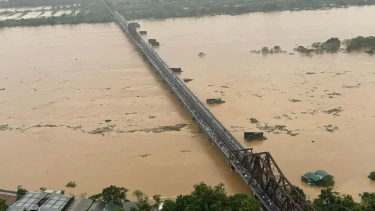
102 1 316 210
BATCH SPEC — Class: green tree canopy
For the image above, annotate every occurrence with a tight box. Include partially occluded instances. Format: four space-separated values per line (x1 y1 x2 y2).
313 188 362 211
360 192 375 211
17 185 28 199
89 185 129 206
368 171 375 180
320 175 335 188
130 190 161 211
228 193 261 211
161 182 259 211
289 185 306 200
114 207 124 211
161 200 177 211
0 199 8 211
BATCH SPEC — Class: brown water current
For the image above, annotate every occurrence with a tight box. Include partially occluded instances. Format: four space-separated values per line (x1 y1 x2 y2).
1 6 375 200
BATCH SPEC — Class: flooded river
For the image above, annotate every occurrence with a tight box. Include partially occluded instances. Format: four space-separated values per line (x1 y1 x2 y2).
1 6 375 200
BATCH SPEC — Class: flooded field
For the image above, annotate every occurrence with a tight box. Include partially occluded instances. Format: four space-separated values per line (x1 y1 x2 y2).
0 5 77 20
1 6 375 200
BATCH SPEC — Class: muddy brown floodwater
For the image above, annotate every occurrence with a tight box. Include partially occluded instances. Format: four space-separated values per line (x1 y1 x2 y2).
1 5 375 201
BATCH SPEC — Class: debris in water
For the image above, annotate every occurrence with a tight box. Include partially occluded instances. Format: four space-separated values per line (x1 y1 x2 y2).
249 118 259 124
198 52 206 57
289 99 301 103
323 107 343 116
343 84 361 89
323 125 339 133
183 78 193 82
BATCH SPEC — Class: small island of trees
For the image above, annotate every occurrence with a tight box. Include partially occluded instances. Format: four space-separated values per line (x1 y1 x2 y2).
369 171 375 181
294 36 375 55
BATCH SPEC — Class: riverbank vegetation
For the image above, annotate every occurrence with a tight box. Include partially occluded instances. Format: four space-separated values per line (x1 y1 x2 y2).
88 182 261 211
254 36 374 56
9 183 375 211
112 0 375 20
2 0 375 27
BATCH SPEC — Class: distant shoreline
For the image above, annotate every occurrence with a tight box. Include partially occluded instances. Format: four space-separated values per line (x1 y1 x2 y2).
1 2 375 28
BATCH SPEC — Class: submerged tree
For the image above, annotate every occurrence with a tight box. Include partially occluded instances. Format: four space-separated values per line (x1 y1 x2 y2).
369 171 375 180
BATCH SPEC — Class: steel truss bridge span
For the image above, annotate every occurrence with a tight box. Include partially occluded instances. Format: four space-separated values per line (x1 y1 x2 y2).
103 1 315 210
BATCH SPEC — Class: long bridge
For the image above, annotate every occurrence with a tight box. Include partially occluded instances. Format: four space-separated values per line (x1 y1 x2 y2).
103 1 315 210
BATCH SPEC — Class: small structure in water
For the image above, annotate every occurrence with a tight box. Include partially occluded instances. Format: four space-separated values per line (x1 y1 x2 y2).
171 68 182 73
130 22 140 27
148 39 160 47
301 170 331 186
244 132 265 141
206 98 225 104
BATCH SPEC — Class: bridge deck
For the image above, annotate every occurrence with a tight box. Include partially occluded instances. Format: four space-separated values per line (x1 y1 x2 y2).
102 1 315 210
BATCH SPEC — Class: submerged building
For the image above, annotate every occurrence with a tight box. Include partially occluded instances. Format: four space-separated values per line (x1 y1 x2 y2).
301 170 331 186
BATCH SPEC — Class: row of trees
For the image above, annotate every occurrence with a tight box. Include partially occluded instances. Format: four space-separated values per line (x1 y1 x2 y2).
295 37 341 54
345 36 375 54
4 182 375 211
311 188 375 211
88 183 261 211
295 36 375 55
113 0 375 20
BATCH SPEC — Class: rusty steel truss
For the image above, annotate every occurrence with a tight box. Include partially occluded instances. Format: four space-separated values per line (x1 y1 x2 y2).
102 0 316 210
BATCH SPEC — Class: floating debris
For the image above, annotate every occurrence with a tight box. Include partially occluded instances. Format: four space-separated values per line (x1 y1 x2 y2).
343 84 361 89
198 52 206 57
289 99 301 103
183 78 193 82
324 125 339 133
323 107 343 116
249 118 259 124
206 98 225 104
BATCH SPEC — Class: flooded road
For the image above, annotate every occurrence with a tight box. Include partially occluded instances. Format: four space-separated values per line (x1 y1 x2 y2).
1 5 375 200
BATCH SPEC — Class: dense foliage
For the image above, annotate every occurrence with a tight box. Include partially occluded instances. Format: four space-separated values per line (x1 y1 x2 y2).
369 171 375 180
161 182 260 211
0 199 8 211
66 181 77 188
296 38 341 54
16 185 28 199
289 185 307 200
296 36 375 55
130 190 161 211
89 185 129 206
320 175 335 188
346 36 375 54
112 0 375 20
2 0 375 23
